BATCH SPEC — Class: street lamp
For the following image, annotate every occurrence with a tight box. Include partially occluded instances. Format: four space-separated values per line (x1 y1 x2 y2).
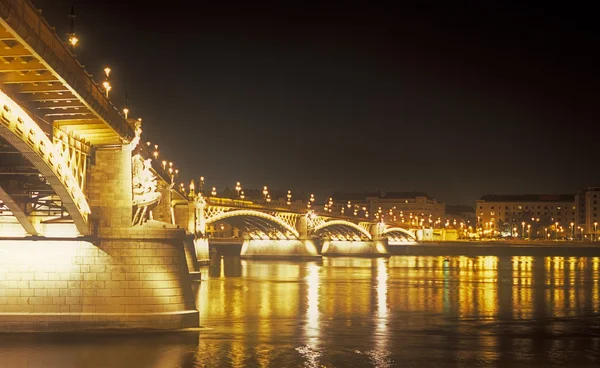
199 176 204 194
555 222 559 240
266 194 271 203
240 191 245 200
522 222 525 240
235 182 241 198
307 193 315 209
527 224 531 239
102 66 112 98
595 222 598 241
211 187 217 196
263 186 268 202
287 190 292 206
570 222 575 239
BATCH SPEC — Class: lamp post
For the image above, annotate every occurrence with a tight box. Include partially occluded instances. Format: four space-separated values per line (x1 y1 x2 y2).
287 190 292 206
522 222 525 240
527 224 531 239
307 193 315 209
199 176 204 194
102 66 112 98
263 186 268 202
570 222 575 240
235 182 241 198
211 187 217 197
240 191 245 200
595 222 598 241
555 222 559 240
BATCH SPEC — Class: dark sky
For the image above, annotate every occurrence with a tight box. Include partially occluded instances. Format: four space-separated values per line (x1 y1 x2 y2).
32 0 600 205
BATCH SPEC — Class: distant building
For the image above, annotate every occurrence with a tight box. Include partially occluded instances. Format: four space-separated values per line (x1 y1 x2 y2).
331 191 445 226
576 187 600 237
475 194 577 237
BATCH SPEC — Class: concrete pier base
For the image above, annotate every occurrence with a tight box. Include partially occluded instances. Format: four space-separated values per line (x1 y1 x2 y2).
0 229 199 332
321 239 390 257
193 238 210 265
240 239 320 259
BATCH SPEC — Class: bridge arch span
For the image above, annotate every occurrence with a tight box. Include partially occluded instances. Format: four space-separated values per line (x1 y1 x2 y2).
206 209 300 239
382 227 417 242
0 90 90 235
312 220 372 240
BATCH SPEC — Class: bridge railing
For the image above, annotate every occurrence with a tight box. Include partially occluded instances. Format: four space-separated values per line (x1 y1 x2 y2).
0 0 133 139
204 196 373 223
205 197 300 213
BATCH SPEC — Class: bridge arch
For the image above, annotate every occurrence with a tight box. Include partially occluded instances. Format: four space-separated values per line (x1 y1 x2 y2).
312 220 372 240
0 90 90 235
382 227 417 242
206 209 300 239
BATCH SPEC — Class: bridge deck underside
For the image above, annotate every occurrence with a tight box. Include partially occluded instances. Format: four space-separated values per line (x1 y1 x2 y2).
313 224 369 241
0 135 72 234
0 1 132 145
210 216 298 240
384 229 417 242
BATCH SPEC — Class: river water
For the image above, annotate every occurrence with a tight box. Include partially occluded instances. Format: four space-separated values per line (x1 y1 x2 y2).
1 255 600 367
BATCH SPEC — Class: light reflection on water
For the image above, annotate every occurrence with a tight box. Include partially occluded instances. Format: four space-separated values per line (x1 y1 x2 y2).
1 255 600 367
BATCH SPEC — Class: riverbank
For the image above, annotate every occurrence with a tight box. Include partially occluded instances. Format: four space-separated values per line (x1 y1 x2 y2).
391 240 600 256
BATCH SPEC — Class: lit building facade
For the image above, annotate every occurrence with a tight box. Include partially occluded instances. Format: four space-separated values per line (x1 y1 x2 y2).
475 194 577 237
576 187 600 237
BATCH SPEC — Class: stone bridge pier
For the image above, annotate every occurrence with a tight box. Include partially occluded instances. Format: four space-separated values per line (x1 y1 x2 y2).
0 143 199 332
320 222 390 257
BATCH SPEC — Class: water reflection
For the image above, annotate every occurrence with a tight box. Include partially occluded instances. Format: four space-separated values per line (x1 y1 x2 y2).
296 262 322 367
2 255 600 367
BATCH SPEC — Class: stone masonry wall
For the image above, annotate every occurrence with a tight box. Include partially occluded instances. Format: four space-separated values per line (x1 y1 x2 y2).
87 146 132 235
0 239 198 332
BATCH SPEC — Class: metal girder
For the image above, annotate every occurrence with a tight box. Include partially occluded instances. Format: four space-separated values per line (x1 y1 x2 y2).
0 58 45 71
0 89 90 235
0 185 37 234
0 27 13 40
11 83 70 94
24 92 77 102
312 219 372 240
34 100 86 109
0 43 29 57
0 71 59 83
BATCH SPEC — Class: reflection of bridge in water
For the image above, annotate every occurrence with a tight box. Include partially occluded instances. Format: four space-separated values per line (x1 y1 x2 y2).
0 0 416 332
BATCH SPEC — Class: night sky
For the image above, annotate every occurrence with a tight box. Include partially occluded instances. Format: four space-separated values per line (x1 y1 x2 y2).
32 1 599 205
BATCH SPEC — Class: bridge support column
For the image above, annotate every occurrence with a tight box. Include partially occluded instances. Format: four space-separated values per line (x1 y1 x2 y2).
0 144 200 332
240 239 319 259
321 239 390 257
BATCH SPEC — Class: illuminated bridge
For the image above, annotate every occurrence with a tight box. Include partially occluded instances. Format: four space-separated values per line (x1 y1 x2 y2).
0 0 415 332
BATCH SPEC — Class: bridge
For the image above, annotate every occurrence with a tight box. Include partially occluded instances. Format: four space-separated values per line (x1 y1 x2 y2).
0 0 415 332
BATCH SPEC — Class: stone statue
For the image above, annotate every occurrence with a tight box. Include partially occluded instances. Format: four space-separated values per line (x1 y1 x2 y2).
130 120 161 226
